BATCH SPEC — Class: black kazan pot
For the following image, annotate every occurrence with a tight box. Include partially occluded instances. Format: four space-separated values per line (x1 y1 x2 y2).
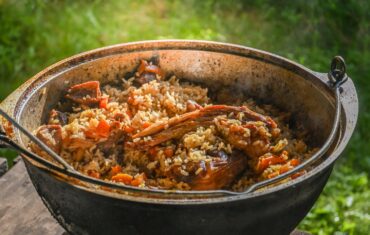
0 40 358 235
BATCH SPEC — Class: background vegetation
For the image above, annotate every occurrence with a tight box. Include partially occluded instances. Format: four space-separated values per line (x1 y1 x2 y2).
0 0 369 234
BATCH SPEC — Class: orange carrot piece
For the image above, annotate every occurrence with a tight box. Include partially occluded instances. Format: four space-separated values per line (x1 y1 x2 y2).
110 165 122 175
131 173 146 186
99 97 109 109
124 126 135 133
289 158 300 167
111 173 133 184
88 171 101 179
96 119 110 138
257 155 287 172
142 122 151 129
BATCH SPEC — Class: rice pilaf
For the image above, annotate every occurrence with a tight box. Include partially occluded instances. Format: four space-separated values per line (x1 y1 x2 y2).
31 60 317 191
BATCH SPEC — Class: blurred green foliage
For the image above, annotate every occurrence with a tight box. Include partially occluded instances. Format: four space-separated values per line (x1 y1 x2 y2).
0 0 369 234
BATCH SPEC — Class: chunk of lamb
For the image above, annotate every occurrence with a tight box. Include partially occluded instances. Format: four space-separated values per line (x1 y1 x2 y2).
215 118 274 159
48 109 68 126
166 150 248 190
97 130 125 157
34 124 63 154
133 60 164 86
131 105 277 149
65 81 102 105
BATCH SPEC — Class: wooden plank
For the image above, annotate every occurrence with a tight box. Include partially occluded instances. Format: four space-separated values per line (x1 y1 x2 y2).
12 156 21 165
0 157 7 176
0 160 65 235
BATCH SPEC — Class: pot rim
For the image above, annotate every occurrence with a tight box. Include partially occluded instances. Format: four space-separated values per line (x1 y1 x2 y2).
2 39 358 204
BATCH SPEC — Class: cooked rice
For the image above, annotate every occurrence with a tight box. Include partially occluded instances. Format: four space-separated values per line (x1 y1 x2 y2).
30 60 317 191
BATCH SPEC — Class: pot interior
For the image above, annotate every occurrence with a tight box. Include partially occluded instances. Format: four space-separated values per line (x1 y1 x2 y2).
16 45 336 150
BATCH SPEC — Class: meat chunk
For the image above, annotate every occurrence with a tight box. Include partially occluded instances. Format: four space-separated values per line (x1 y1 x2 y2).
97 130 125 156
133 105 275 139
134 119 214 148
48 109 68 126
215 118 272 158
132 105 277 150
133 60 164 86
65 81 102 105
134 73 157 87
35 125 63 154
166 150 248 190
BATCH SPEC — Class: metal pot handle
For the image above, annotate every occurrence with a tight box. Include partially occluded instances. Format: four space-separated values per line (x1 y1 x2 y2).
0 109 75 172
238 56 347 194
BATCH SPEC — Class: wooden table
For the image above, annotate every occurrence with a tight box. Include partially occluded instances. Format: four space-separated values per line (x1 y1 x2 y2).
0 158 310 235
0 159 65 235
0 157 7 176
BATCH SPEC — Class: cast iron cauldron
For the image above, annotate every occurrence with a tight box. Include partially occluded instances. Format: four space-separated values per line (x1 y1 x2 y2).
0 40 358 235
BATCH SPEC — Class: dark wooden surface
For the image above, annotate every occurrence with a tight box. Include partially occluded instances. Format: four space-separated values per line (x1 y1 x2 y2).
0 159 65 235
0 157 7 176
0 158 310 235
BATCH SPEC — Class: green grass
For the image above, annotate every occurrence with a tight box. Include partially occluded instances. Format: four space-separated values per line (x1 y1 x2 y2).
0 0 369 233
